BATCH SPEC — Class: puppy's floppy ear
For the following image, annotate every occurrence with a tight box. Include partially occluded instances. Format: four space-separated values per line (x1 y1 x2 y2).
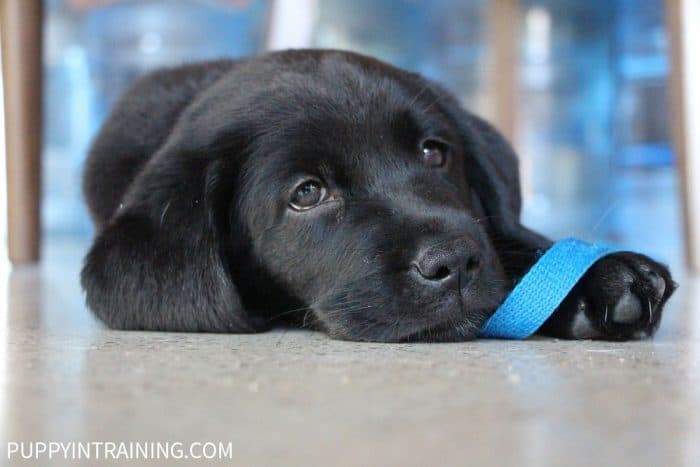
81 129 261 333
421 80 552 274
81 60 267 332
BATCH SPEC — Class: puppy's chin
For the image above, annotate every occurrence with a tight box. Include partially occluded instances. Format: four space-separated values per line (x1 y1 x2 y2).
396 314 493 343
315 299 496 343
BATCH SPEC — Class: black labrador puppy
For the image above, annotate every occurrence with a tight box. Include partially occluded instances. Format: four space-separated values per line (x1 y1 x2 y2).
81 49 675 342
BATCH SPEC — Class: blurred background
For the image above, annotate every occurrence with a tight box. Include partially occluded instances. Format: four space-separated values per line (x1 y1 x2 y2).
3 0 696 269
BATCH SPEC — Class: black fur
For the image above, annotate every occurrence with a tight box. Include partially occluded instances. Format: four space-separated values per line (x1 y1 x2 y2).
81 49 676 342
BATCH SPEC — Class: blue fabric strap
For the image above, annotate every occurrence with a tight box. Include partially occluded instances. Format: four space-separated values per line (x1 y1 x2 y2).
479 238 623 339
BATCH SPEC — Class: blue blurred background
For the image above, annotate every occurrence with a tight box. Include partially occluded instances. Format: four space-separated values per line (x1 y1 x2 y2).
42 0 682 265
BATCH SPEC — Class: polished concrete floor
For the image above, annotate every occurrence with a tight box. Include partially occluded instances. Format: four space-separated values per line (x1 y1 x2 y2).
1 243 699 466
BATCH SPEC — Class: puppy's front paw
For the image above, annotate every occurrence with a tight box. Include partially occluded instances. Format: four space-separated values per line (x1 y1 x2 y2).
582 252 677 340
567 252 676 340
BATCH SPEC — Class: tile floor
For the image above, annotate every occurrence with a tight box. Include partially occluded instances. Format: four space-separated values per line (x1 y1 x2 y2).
0 242 698 466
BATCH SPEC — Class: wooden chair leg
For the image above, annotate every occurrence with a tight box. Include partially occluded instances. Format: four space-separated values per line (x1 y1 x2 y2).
666 0 700 272
1 0 43 263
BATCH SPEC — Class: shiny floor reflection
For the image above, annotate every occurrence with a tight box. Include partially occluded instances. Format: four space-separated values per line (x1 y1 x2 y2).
1 242 699 466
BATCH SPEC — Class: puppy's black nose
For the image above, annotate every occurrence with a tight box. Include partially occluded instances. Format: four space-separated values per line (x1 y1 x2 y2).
413 238 482 286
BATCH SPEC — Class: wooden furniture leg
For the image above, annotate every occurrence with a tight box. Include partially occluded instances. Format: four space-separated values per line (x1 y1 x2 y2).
666 0 700 272
1 0 43 263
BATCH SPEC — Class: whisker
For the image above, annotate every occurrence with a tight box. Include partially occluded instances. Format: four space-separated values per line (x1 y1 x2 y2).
266 305 312 322
591 200 621 234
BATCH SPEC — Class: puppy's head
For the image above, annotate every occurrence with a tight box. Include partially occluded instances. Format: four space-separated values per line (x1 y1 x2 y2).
83 50 533 341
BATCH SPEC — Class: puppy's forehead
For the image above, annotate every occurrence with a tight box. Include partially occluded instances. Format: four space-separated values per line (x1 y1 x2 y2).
222 53 458 194
268 73 447 164
261 98 430 189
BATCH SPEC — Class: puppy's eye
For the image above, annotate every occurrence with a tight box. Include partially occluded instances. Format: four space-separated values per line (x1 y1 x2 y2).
421 139 448 167
289 180 327 211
